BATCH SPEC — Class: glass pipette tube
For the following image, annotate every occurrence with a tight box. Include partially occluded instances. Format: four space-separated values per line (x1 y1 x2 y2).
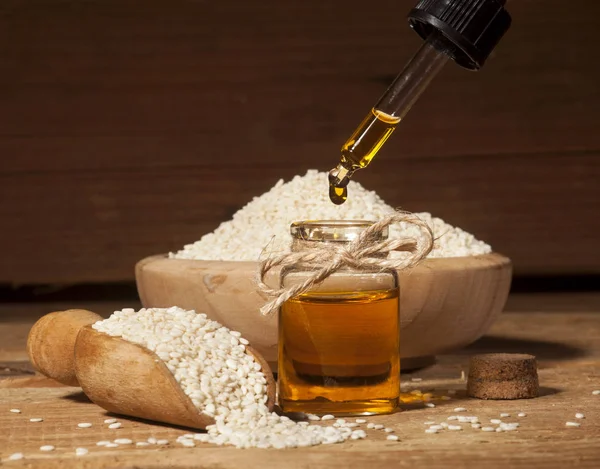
328 32 450 205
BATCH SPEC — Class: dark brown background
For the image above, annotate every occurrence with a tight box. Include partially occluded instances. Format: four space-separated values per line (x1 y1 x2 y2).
0 0 599 285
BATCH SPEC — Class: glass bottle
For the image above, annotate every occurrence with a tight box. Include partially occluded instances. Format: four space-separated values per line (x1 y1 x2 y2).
278 220 400 416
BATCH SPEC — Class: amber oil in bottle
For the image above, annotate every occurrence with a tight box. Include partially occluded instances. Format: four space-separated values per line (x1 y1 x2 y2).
278 221 400 416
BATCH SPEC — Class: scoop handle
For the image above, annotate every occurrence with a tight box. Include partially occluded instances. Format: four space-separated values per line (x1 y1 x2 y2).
27 309 103 386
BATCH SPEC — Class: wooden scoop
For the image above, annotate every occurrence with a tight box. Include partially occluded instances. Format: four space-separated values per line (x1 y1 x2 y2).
27 309 276 430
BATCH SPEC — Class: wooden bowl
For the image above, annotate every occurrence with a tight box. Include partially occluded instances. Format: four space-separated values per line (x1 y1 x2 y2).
136 253 511 370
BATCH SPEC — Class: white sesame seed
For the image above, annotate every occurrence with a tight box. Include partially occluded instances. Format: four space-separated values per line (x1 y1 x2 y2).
411 378 423 382
8 453 24 461
454 407 467 412
156 439 169 445
499 422 517 428
425 428 438 434
355 419 367 424
105 443 119 448
96 441 110 446
77 423 92 428
29 418 43 422
425 402 436 408
575 413 585 419
440 422 449 428
490 419 502 425
40 445 55 452
566 422 581 427
429 425 443 430
9 409 21 413
481 427 495 432
424 421 436 425
495 427 504 432
75 448 89 456
136 442 150 447
367 423 375 429
447 416 458 421
104 418 117 424
500 413 510 418
386 435 399 441
114 439 133 445
147 437 157 444
108 423 121 429
592 390 600 395
472 423 481 429
307 414 320 421
448 425 462 431
384 428 394 433
373 424 385 430
518 412 527 417
321 414 335 421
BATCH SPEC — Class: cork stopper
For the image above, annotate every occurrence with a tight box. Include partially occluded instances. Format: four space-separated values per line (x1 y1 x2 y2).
467 353 539 400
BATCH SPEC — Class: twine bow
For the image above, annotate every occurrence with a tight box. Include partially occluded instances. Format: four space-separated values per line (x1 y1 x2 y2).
256 211 434 316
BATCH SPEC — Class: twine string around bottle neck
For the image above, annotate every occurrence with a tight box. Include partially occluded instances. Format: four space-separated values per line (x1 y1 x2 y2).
256 211 434 316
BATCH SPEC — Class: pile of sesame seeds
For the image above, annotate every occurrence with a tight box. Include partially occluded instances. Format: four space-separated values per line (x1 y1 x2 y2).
171 170 492 262
92 307 362 449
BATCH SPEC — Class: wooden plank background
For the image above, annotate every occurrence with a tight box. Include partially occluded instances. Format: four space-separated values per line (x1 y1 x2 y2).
0 0 599 284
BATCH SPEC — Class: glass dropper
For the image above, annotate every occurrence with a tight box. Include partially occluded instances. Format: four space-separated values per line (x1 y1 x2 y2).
328 32 449 205
328 0 512 205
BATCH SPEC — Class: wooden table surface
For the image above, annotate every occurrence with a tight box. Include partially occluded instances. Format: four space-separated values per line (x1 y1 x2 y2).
1 293 599 468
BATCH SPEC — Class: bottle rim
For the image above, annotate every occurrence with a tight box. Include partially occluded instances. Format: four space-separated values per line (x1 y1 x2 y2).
290 220 388 242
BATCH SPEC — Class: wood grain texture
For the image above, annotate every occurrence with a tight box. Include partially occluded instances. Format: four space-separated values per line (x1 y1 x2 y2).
1 294 600 467
0 0 599 283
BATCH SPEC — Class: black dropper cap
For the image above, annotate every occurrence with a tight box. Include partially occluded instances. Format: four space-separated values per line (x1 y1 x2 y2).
408 0 511 70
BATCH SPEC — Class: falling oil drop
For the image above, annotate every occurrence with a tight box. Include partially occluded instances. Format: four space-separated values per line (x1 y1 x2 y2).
329 184 347 205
